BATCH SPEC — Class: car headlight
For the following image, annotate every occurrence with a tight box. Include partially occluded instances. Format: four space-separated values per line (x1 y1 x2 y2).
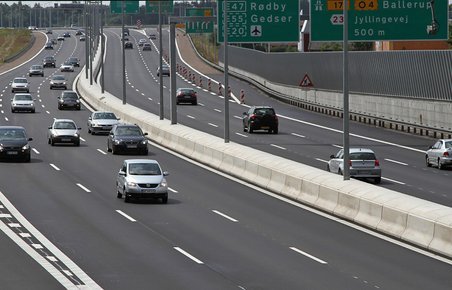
0 144 3 151
159 178 168 188
114 139 122 145
141 140 147 145
126 182 138 188
76 100 80 103
73 132 79 137
22 144 30 150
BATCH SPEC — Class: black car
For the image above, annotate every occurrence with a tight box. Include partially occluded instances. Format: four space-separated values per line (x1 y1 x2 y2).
243 106 278 134
0 126 32 162
176 88 197 105
63 32 70 37
44 42 53 49
124 41 133 49
42 56 56 68
67 57 80 67
75 29 84 35
107 124 148 155
58 91 81 110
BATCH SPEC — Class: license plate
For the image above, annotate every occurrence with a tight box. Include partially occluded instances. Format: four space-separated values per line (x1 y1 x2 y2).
127 144 137 148
261 126 270 129
142 189 156 193
359 170 370 175
7 151 18 155
61 138 71 142
184 96 191 98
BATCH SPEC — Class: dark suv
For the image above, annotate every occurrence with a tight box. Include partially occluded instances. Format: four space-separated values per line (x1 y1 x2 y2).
67 57 80 67
58 91 81 110
43 56 56 68
107 124 148 155
242 106 278 134
0 126 33 162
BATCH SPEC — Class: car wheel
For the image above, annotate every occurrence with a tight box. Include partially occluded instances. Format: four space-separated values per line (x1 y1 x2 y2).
338 168 343 175
249 126 253 133
374 177 381 184
50 138 54 146
142 149 148 155
75 140 80 147
24 154 31 163
50 86 53 90
88 128 91 134
41 74 44 77
124 193 130 203
426 156 431 167
112 145 117 155
58 105 62 110
273 128 278 134
326 164 330 172
161 196 168 204
193 101 197 105
117 186 122 198
11 108 15 113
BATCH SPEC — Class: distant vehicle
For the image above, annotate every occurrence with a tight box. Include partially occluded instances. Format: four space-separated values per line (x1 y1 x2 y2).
58 90 81 110
149 33 157 40
66 57 80 67
42 56 56 68
28 26 37 30
0 126 32 162
157 64 169 77
63 31 70 37
142 43 152 51
107 124 148 155
123 27 129 36
242 106 278 134
44 42 53 49
49 75 67 90
138 39 147 46
57 35 64 41
48 119 81 146
11 93 35 113
79 35 86 41
426 139 452 170
87 111 120 135
51 38 58 45
11 77 29 93
75 29 83 35
327 148 382 184
176 88 197 105
116 159 169 203
46 29 53 34
28 64 44 77
60 62 74 72
122 35 129 41
124 41 133 49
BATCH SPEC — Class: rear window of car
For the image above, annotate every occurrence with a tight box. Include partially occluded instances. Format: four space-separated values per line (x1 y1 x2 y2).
254 108 275 115
55 122 76 129
350 152 376 160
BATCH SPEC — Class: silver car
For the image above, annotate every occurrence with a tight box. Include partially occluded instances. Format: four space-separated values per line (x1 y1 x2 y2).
28 65 44 77
11 93 36 113
11 77 29 93
426 139 452 170
327 148 382 184
50 75 67 90
60 62 74 72
87 111 120 135
48 119 81 146
116 159 169 203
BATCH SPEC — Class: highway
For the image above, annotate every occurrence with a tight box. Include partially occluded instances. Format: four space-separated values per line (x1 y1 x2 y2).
0 29 451 289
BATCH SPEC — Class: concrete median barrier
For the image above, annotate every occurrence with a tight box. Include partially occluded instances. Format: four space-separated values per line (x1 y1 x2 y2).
76 46 452 259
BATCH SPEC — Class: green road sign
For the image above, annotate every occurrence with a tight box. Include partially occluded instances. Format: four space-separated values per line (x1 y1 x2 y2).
186 8 214 34
146 0 174 14
310 0 449 41
217 0 300 43
110 1 139 14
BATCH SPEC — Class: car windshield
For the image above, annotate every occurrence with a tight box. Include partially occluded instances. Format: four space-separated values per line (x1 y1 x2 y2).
0 129 26 141
129 163 161 176
53 76 65 80
349 152 376 160
93 112 116 120
254 108 275 115
115 127 142 136
31 65 41 69
45 57 54 61
54 122 76 129
62 95 78 100
14 94 32 101
14 78 27 83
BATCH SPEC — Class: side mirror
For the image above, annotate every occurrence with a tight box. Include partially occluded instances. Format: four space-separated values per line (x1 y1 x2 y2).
163 171 169 177
28 137 33 141
242 112 247 116
144 132 148 136
88 116 92 120
48 126 52 129
429 145 433 149
77 127 82 130
118 171 126 176
330 154 335 159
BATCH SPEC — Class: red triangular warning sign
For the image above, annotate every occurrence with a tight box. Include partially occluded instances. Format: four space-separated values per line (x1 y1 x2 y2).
299 74 313 87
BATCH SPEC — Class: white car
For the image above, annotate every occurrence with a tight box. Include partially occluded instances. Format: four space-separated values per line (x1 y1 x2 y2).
138 39 147 46
60 62 74 72
327 148 382 184
48 119 81 146
87 111 120 135
11 93 36 113
11 77 29 93
425 139 452 170
116 159 169 203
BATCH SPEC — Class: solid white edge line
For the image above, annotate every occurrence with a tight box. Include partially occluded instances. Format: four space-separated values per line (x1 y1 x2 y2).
96 149 107 155
270 144 286 150
212 210 239 222
315 158 329 163
291 133 306 138
116 210 137 222
381 177 406 185
174 247 204 264
0 191 102 289
208 123 218 127
290 247 328 264
168 187 178 193
146 139 452 265
32 148 40 154
76 183 91 193
235 132 248 138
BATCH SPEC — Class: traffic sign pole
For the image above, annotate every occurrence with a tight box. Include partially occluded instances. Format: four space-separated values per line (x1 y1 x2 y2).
159 1 164 120
224 0 229 143
343 0 350 181
122 1 126 105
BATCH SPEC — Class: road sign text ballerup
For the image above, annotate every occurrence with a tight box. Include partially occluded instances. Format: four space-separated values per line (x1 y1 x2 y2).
311 0 448 41
218 0 299 43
